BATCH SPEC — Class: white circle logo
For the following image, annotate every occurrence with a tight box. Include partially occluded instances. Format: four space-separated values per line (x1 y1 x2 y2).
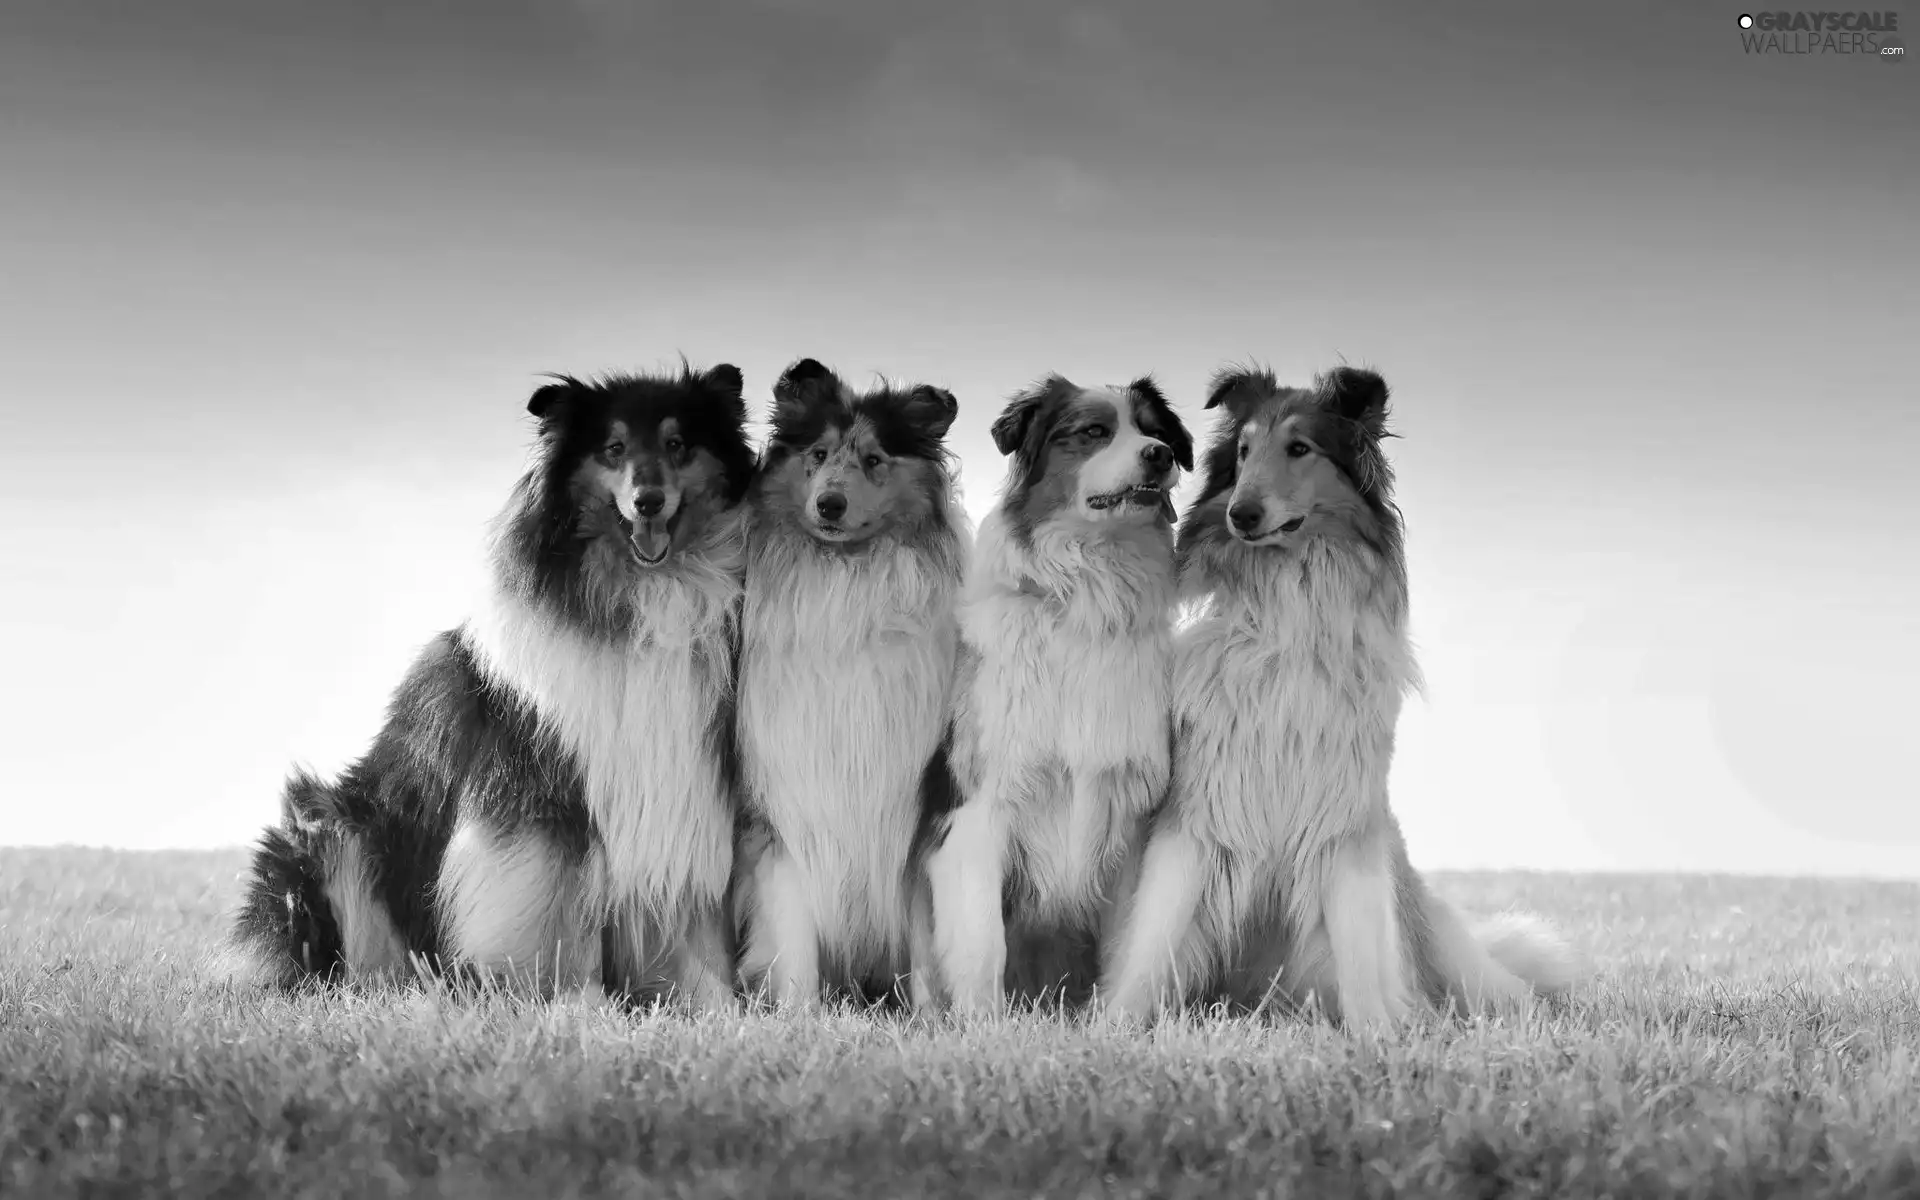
1738 13 1754 27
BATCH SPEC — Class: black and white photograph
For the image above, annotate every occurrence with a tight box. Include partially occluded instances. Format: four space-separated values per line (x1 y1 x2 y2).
1 1 1914 1195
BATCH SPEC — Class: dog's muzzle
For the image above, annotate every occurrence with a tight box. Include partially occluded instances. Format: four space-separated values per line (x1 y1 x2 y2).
613 505 678 566
1228 502 1306 543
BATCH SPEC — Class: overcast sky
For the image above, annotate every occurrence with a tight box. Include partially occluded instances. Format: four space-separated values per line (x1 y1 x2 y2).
2 0 1914 875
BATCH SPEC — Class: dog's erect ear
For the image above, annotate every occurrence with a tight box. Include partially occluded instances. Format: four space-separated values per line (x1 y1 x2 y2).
992 375 1071 457
900 384 959 442
1318 366 1390 433
775 357 840 402
701 362 746 422
1129 376 1170 412
1203 365 1277 419
989 393 1038 457
774 357 845 426
1129 375 1194 472
527 377 579 422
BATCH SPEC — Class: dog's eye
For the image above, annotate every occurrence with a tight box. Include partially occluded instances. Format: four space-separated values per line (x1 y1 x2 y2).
1286 441 1312 459
863 454 882 471
606 441 626 459
810 448 828 466
664 436 685 459
1083 424 1109 441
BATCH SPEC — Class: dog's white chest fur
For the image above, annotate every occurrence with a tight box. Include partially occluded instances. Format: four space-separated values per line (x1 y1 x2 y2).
465 568 739 918
955 516 1175 921
1173 546 1417 871
738 541 960 951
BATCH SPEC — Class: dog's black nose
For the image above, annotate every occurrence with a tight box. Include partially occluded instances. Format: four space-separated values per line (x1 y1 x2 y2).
1140 442 1173 472
816 491 847 521
1228 502 1263 533
635 488 666 518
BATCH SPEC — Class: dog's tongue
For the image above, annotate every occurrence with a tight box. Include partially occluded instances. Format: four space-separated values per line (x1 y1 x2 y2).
629 520 672 564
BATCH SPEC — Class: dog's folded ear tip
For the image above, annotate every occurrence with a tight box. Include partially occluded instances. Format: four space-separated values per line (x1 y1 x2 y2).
776 359 845 408
781 357 833 383
1204 365 1274 412
1323 363 1384 385
990 387 1047 456
527 379 576 418
704 362 745 393
1320 366 1390 416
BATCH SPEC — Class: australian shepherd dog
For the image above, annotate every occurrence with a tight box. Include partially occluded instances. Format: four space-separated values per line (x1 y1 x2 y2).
732 358 968 1008
1099 365 1580 1029
227 364 756 1011
914 374 1194 1013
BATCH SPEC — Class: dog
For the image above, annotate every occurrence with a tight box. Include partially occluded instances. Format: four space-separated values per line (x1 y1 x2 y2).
731 358 969 1007
226 363 756 1010
1098 365 1580 1029
914 373 1194 1013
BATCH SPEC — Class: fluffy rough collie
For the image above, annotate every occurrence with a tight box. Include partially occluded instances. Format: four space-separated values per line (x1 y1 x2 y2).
1099 365 1579 1029
915 374 1194 1013
227 364 756 1010
732 358 968 1007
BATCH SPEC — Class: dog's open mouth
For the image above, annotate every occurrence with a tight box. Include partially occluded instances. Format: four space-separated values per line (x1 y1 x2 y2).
613 509 678 565
1086 484 1167 511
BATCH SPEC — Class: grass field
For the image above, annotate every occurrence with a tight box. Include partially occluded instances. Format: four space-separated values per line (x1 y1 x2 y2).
2 848 1918 1199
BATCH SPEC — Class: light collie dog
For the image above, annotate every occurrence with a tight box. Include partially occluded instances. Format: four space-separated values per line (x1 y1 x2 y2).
1099 365 1580 1029
733 358 968 1007
914 374 1194 1013
227 364 756 1010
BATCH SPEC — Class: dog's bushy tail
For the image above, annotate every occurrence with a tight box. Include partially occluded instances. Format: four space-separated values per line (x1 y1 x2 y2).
1416 886 1582 1013
1473 910 1582 995
217 771 350 989
1394 824 1581 1013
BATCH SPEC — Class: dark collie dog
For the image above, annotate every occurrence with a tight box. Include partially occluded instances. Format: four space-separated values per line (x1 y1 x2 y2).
227 364 756 1009
1100 365 1579 1028
732 358 968 1008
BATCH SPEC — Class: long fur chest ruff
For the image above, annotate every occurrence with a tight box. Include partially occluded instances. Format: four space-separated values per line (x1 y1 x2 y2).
464 551 742 920
1172 541 1419 867
737 534 962 942
953 515 1176 917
